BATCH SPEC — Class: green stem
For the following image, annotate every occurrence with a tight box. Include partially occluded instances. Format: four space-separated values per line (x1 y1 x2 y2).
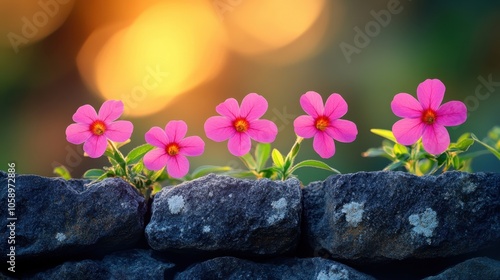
283 136 303 179
108 140 129 177
408 140 423 175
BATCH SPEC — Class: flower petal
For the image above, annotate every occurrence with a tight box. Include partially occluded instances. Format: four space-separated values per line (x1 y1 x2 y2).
145 126 168 148
143 148 168 171
66 123 92 144
166 155 189 178
83 135 107 158
293 115 317 138
313 132 336 158
72 104 97 124
215 98 240 119
240 93 268 120
422 124 450 155
98 100 124 123
300 91 324 118
247 119 278 143
325 119 358 143
392 118 425 145
105 120 133 142
436 101 467 126
227 133 251 156
204 116 235 142
391 93 423 118
179 136 205 156
417 79 445 110
165 120 187 143
324 93 348 119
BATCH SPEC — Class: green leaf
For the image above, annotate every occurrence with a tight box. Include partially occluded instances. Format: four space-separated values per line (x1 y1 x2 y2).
286 139 301 162
370 129 397 143
396 153 410 162
126 144 155 164
115 150 127 168
436 153 448 166
190 165 232 179
417 158 435 174
456 133 471 143
132 161 144 174
53 165 71 180
271 149 285 169
254 143 271 171
157 171 169 181
393 143 409 156
150 169 166 182
453 138 474 152
151 183 163 195
240 153 257 170
382 144 394 157
83 169 106 179
288 160 340 175
258 167 278 179
471 134 500 160
107 156 120 168
451 155 462 170
383 160 404 171
362 148 384 157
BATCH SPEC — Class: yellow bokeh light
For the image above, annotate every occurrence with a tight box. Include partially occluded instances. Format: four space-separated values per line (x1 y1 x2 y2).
93 2 227 117
77 23 128 94
0 0 75 51
223 0 325 55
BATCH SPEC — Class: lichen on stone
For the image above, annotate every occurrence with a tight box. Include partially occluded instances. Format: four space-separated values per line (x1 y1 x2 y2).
409 208 438 238
341 202 364 227
55 232 67 242
316 265 349 280
267 198 287 224
168 195 185 214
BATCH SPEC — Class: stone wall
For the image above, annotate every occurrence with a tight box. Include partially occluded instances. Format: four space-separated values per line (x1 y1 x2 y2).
1 171 499 279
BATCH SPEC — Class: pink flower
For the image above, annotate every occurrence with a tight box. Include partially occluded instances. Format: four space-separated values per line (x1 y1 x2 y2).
391 79 467 154
143 120 204 178
66 100 133 158
294 91 358 158
204 93 278 156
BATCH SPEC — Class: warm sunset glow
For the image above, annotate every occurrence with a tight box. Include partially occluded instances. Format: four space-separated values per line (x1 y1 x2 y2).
77 23 128 94
72 0 160 34
0 0 75 51
223 0 325 55
88 2 227 117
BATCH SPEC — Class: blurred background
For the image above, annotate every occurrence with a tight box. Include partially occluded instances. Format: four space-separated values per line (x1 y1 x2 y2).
0 0 499 184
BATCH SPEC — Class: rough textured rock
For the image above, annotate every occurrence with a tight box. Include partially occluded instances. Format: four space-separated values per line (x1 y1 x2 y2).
175 256 375 280
302 171 500 262
146 174 302 257
0 172 147 263
26 249 175 279
423 257 500 280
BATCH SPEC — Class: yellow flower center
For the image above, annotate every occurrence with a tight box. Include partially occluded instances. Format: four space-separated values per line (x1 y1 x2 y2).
233 118 249 132
90 120 106 136
315 116 330 131
422 109 437 125
166 143 180 156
